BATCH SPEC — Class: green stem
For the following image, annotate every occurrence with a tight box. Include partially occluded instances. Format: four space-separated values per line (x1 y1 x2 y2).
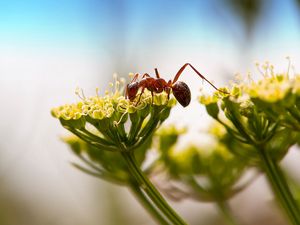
217 201 238 225
122 152 188 225
128 115 146 143
129 182 171 225
259 149 300 225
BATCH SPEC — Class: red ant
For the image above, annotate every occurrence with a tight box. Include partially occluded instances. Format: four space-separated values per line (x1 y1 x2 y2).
125 63 224 107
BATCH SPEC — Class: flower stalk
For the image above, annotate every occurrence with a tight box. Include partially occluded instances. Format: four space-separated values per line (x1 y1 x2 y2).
258 146 300 225
217 201 238 225
128 181 171 225
123 152 187 225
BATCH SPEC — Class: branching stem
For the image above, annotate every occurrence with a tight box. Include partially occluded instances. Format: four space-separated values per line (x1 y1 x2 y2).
122 152 188 225
129 182 171 225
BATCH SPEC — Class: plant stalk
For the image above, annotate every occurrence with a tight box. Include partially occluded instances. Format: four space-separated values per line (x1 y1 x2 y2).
122 152 188 225
259 149 300 225
217 201 238 225
129 182 171 225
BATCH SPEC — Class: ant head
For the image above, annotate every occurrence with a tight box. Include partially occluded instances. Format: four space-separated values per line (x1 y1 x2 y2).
126 82 139 101
172 81 191 107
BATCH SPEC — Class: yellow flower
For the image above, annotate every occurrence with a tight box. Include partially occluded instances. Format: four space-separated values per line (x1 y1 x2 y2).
245 74 291 103
51 103 83 120
198 94 219 105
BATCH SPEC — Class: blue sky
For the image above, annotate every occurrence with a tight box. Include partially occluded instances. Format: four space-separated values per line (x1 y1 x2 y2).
0 0 299 70
0 0 112 48
0 0 285 48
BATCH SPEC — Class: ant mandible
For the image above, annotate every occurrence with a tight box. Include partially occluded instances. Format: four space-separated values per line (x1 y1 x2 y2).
125 63 223 107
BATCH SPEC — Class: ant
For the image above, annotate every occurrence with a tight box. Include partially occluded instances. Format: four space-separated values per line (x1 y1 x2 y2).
125 63 224 107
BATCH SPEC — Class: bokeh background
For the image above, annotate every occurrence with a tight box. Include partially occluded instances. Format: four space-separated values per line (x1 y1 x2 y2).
1 0 300 224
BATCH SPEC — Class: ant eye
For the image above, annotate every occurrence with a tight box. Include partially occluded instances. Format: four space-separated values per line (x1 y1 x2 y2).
172 81 191 107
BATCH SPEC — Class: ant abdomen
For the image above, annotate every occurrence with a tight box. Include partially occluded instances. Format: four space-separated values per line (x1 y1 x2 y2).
172 81 191 107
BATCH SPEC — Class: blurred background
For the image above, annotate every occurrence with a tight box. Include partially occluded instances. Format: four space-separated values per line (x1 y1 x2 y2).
0 0 300 224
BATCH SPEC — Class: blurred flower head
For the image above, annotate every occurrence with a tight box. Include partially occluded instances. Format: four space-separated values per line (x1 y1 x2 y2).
150 124 249 202
199 61 300 163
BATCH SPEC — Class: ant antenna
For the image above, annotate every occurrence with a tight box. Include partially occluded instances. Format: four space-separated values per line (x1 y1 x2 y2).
173 63 228 94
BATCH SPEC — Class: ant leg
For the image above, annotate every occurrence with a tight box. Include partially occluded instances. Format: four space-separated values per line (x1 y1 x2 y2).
142 73 151 78
151 91 154 105
164 81 171 100
131 73 140 82
135 87 146 106
172 63 222 92
154 68 160 78
166 88 170 100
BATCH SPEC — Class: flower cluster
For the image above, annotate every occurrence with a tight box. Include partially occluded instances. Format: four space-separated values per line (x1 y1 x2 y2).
148 124 248 202
245 69 300 131
52 75 177 184
199 62 300 163
52 76 176 149
52 80 174 121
